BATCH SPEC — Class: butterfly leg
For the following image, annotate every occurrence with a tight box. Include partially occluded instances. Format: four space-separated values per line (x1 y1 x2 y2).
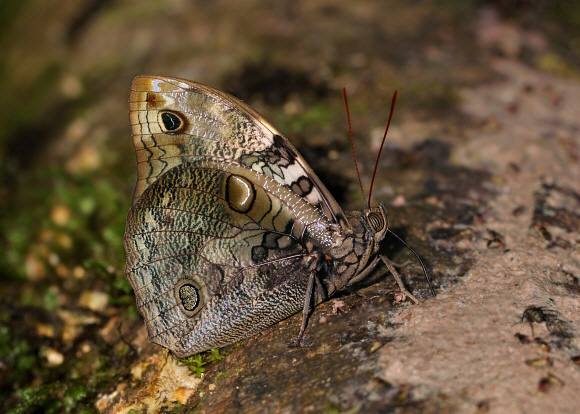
289 253 329 347
379 254 419 304
298 269 316 338
387 259 413 268
349 255 419 304
287 269 317 348
347 255 381 284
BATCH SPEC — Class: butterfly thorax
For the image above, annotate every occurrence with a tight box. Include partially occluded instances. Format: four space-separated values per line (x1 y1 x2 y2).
314 203 389 298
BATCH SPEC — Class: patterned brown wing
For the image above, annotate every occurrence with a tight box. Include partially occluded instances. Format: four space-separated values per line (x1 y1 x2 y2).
125 76 348 356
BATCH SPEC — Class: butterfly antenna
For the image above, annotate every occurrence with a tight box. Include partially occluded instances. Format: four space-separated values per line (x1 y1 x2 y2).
368 91 397 209
387 229 436 297
343 88 366 203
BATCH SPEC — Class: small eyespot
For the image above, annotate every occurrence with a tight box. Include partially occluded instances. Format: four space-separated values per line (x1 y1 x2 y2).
179 283 199 311
175 280 202 315
367 211 385 233
159 111 184 132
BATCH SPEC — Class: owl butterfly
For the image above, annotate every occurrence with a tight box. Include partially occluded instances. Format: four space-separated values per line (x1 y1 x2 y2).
124 76 433 358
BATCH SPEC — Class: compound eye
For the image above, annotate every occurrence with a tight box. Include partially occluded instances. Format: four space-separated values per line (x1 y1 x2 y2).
367 211 385 233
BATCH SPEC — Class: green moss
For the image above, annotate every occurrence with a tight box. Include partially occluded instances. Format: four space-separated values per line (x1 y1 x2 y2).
0 167 132 318
214 369 229 383
63 383 89 410
182 354 206 377
0 324 120 413
535 52 580 79
84 259 135 309
181 348 225 378
250 357 264 366
292 103 335 131
0 165 134 412
117 345 130 356
207 348 224 363
0 325 11 350
0 324 38 389
42 288 59 312
7 381 99 414
1 167 128 280
269 100 340 137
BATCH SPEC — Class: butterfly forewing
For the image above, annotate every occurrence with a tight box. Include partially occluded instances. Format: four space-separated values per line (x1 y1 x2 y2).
129 76 347 227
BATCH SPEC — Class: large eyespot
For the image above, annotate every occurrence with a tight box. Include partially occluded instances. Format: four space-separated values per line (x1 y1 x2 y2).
226 174 255 213
175 279 202 315
367 211 385 233
158 111 185 133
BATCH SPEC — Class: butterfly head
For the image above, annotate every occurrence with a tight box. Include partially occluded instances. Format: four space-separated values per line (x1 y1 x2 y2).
362 202 389 243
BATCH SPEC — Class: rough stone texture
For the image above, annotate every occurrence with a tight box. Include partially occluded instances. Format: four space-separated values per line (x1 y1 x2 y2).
382 59 580 413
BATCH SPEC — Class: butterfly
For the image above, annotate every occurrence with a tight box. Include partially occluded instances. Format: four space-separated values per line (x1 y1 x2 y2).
124 75 433 358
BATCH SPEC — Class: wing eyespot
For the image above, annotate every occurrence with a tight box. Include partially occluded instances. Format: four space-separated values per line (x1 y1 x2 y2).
226 174 256 213
175 279 202 316
159 111 186 133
